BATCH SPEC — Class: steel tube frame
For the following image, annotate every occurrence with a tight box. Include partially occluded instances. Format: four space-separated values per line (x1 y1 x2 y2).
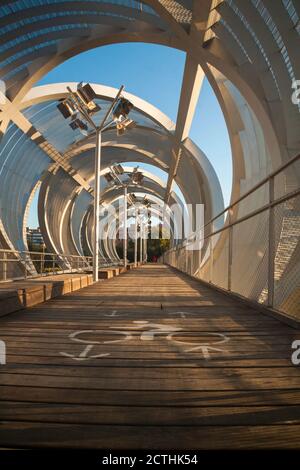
134 209 138 267
123 185 128 269
93 130 101 282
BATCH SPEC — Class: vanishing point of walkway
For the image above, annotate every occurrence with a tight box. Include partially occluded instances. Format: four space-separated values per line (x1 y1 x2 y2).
0 264 300 449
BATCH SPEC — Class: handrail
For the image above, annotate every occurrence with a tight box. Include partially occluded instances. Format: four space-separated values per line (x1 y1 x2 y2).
0 248 92 259
161 153 300 317
0 247 119 282
176 153 300 246
204 153 300 228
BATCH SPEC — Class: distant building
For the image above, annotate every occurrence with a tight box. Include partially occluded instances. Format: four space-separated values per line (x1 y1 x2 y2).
26 227 44 247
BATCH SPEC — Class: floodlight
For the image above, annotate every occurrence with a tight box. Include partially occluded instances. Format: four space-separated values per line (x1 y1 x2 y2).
76 83 101 116
112 163 124 175
77 82 97 104
86 102 101 115
104 172 114 183
142 196 150 207
57 99 76 119
69 118 88 132
123 118 136 130
129 193 137 205
116 123 125 136
131 171 144 185
112 97 133 120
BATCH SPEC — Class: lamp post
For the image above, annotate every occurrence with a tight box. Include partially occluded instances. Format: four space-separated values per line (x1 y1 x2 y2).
104 165 143 269
134 208 138 267
123 185 127 269
57 83 134 282
140 218 143 264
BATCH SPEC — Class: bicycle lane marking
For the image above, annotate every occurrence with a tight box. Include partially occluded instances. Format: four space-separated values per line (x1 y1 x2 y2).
168 332 230 359
59 315 230 360
60 329 133 361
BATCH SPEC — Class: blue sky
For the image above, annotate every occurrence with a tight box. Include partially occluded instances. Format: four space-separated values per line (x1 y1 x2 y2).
28 43 232 227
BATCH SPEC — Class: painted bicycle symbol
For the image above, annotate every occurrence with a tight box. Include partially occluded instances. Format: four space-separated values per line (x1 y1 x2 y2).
60 318 229 361
60 328 132 361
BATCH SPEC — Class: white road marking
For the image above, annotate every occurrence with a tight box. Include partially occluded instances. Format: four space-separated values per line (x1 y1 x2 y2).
115 321 182 341
60 324 230 360
59 329 132 361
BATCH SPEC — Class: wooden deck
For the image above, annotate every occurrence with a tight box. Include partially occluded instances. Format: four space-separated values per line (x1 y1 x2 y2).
0 264 300 449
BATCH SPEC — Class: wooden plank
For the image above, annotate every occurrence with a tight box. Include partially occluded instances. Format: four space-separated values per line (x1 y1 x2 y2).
1 422 300 449
1 372 300 390
0 354 295 367
1 402 300 426
1 386 300 407
2 365 300 379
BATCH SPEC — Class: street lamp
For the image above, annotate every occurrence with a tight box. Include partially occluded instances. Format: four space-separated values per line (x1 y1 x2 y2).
133 199 150 266
57 83 134 282
103 164 144 269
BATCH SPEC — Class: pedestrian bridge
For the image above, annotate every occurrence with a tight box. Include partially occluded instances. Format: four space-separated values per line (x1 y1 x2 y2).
0 264 300 449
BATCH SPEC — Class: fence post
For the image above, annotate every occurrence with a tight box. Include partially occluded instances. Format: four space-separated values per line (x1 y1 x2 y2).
185 244 188 273
3 251 7 281
23 254 27 279
268 176 275 307
209 237 213 283
228 210 233 291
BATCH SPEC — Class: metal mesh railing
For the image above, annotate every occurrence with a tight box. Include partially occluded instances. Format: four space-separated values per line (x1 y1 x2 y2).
0 249 94 282
162 154 300 322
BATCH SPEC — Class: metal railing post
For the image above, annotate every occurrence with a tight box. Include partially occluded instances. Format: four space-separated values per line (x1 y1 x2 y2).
23 253 27 279
268 176 275 307
134 211 138 267
123 186 127 269
93 130 101 282
3 251 7 281
185 243 188 273
209 236 213 283
228 210 233 292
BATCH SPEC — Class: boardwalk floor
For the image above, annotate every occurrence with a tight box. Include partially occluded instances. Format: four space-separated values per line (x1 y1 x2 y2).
0 264 300 449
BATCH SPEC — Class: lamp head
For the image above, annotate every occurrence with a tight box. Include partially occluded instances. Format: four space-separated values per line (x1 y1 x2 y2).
57 99 76 119
112 97 133 120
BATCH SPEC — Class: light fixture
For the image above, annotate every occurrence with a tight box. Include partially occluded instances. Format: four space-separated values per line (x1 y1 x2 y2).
104 172 114 184
69 117 88 132
131 170 144 185
112 97 133 121
112 163 124 175
56 82 134 281
129 193 137 205
142 196 150 207
77 82 101 115
116 117 136 136
77 82 96 103
57 99 76 119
